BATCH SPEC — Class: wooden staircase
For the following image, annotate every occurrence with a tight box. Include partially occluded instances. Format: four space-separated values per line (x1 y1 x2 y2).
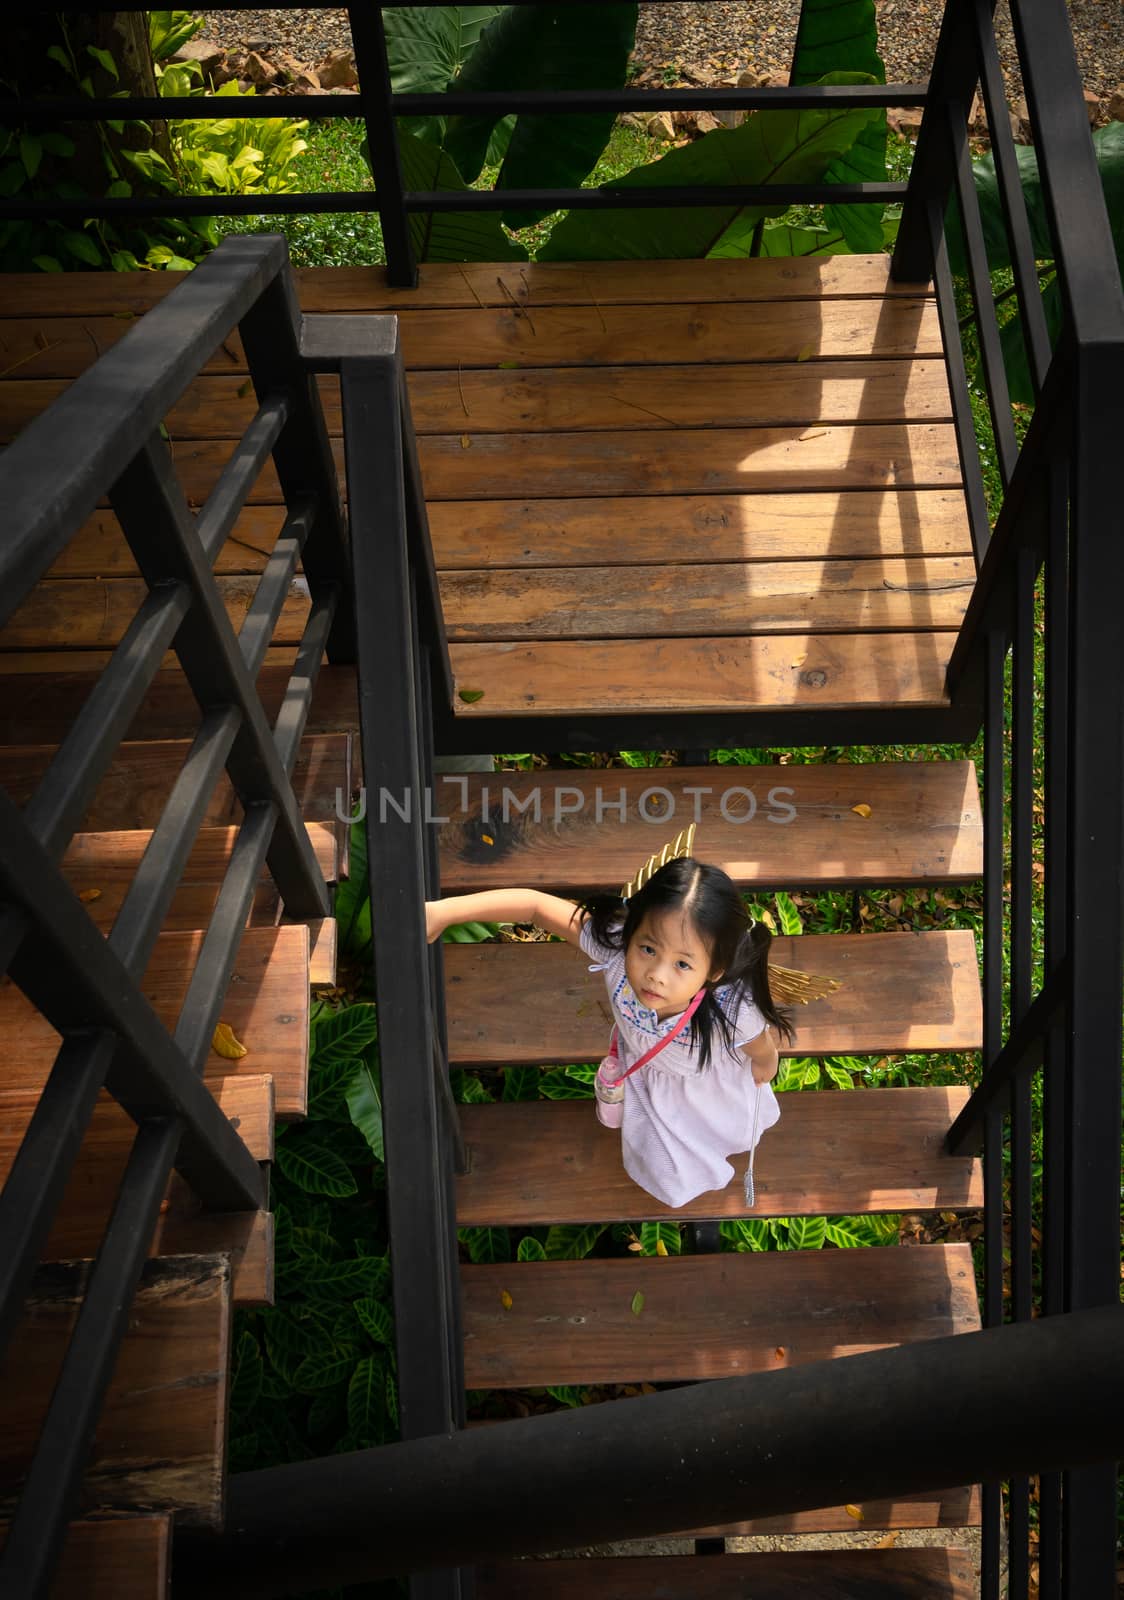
0 729 351 1595
440 759 985 1595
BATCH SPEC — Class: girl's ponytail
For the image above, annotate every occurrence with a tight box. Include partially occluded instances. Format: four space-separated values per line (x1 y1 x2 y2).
743 920 795 1045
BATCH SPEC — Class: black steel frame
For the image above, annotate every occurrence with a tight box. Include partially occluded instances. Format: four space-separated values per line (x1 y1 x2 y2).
0 234 352 1594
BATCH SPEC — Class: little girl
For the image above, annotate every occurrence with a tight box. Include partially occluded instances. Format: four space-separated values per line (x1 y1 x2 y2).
425 837 796 1211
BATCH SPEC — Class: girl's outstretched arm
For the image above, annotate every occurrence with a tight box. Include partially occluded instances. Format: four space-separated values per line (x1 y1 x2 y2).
742 1024 780 1086
425 889 585 948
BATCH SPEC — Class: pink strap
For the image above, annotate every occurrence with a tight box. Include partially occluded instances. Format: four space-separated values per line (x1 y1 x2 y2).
608 988 705 1086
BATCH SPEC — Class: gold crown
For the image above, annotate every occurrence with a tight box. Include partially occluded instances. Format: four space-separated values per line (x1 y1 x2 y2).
620 823 696 900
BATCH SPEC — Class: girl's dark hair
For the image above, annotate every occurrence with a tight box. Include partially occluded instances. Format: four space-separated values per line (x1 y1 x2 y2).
581 856 794 1071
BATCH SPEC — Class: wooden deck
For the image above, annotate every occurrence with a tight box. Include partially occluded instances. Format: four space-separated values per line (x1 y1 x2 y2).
0 254 972 721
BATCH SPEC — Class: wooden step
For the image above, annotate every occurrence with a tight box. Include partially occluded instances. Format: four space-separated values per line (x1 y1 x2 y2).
461 1244 979 1389
445 931 982 1064
0 1076 275 1308
438 763 982 892
0 924 312 1117
457 1089 982 1225
0 1255 229 1526
63 821 342 933
441 555 972 642
0 1515 171 1598
429 488 972 569
476 1549 977 1598
449 635 958 717
0 732 353 830
690 1483 981 1536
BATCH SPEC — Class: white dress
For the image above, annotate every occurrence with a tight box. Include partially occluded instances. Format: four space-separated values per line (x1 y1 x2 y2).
580 921 781 1209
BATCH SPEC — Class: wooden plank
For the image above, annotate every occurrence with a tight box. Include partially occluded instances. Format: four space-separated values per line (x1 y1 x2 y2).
693 1484 981 1535
461 1243 980 1386
441 556 974 641
0 300 944 382
428 489 974 568
0 925 311 1117
456 1089 983 1224
0 360 953 447
437 763 983 891
0 664 360 746
2 575 310 652
61 823 339 938
307 916 339 989
476 1550 977 1599
0 256 932 318
444 931 982 1063
449 633 956 716
47 506 285 578
0 1255 229 1525
0 1515 171 1599
0 1079 274 1307
0 732 352 829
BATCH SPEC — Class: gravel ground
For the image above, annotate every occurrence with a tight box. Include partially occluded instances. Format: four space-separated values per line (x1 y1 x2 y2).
200 2 1122 100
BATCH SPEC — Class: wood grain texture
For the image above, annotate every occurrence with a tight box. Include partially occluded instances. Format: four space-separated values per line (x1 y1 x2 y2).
0 360 952 446
60 822 339 937
0 733 352 830
456 1089 983 1225
690 1484 981 1536
476 1549 976 1599
0 256 931 319
0 1255 230 1525
449 633 956 716
0 1515 171 1599
0 925 311 1116
46 506 286 578
437 763 983 891
2 575 310 651
429 489 973 568
444 931 983 1063
442 557 974 640
419 424 962 500
307 917 339 989
461 1244 980 1386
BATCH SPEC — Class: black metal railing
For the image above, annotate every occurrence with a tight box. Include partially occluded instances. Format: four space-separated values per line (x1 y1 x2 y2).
901 2 1124 1596
1 2 924 287
0 234 352 1594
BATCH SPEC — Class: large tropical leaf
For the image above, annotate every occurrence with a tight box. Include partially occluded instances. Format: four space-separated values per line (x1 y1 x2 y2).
344 1056 384 1163
384 6 511 153
541 75 880 261
790 0 887 252
396 132 528 263
444 3 639 226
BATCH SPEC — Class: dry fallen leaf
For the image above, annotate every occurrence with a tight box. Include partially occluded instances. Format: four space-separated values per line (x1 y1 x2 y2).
799 427 828 441
774 1346 786 1359
460 433 472 448
77 888 102 904
481 834 494 846
237 378 254 399
212 1022 248 1060
851 803 873 818
500 1289 513 1311
796 343 814 361
844 1504 865 1522
876 1531 898 1548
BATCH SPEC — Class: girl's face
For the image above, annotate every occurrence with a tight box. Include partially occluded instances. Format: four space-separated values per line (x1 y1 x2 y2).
625 909 717 1020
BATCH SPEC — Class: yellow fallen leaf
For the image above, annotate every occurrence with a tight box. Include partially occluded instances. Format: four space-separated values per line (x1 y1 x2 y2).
631 1291 645 1315
844 1504 865 1522
237 378 254 399
796 343 814 361
774 1346 786 1359
77 888 102 904
481 834 494 846
212 1022 248 1060
876 1531 899 1548
500 1289 513 1310
460 433 472 448
655 1237 668 1257
851 803 873 818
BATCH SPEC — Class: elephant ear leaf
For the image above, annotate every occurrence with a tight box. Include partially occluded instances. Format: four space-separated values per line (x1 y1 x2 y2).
789 0 888 253
394 133 528 263
383 5 508 147
444 2 639 225
541 73 880 262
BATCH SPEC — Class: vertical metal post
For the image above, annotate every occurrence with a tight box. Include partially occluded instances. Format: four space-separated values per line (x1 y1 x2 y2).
1060 340 1124 1598
348 4 418 288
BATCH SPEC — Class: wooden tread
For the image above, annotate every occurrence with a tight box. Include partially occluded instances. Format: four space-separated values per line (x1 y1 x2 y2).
438 763 982 891
476 1549 977 1598
0 924 312 1117
0 1255 229 1526
456 1088 982 1225
445 931 982 1063
0 1076 274 1307
461 1243 979 1388
0 731 353 830
63 820 341 933
691 1483 981 1536
0 1515 171 1598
